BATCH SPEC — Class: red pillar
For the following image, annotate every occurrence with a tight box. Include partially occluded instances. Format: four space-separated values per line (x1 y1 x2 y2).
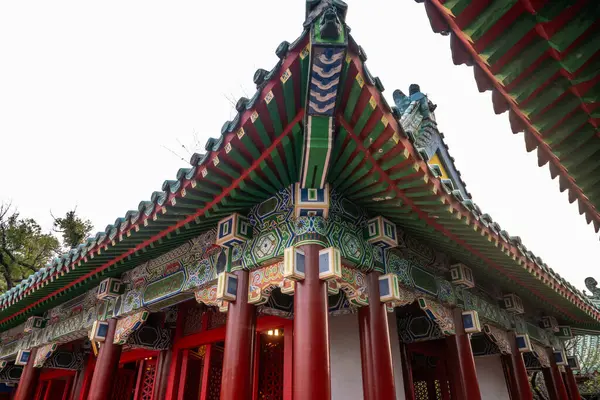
70 353 95 400
506 332 533 400
153 349 172 400
565 366 582 400
399 342 416 400
293 244 331 400
220 269 256 400
358 272 396 400
87 319 123 400
445 308 482 400
547 348 570 400
14 348 41 400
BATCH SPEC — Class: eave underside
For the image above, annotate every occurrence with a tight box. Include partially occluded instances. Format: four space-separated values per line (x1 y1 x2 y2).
1 29 598 330
419 0 600 236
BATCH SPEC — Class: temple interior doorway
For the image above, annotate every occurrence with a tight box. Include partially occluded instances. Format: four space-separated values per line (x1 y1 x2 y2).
408 340 452 400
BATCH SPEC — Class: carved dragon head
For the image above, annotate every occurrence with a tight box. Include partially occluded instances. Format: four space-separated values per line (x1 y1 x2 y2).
304 0 348 42
585 277 600 298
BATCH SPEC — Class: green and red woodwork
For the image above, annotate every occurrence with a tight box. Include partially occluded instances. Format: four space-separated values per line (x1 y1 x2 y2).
415 0 600 237
0 1 596 400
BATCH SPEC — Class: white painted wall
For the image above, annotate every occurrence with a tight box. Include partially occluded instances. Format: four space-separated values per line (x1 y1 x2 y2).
388 312 405 400
329 313 406 400
330 313 364 399
474 355 511 400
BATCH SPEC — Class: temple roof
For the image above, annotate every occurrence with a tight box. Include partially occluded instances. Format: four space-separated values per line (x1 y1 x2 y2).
1 0 599 330
416 0 600 237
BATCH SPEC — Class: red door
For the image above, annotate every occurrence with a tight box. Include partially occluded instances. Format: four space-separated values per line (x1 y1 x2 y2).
408 340 452 400
112 368 136 400
133 358 158 400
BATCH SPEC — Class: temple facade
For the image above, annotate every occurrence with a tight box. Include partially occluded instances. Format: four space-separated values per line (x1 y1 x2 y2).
0 2 596 400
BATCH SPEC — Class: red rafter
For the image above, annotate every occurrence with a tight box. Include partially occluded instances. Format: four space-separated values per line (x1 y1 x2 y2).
425 0 600 234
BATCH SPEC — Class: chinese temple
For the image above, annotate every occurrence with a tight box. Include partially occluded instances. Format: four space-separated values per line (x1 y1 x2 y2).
0 1 598 400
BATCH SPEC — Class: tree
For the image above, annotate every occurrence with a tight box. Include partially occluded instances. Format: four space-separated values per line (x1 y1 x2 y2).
52 208 93 250
0 203 94 291
0 203 60 291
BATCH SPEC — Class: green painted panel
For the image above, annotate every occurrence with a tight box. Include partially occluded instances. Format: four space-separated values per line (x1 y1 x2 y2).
480 15 535 66
509 62 560 104
561 31 600 73
443 0 471 16
463 0 517 42
353 98 376 136
142 270 185 305
548 3 598 52
253 115 271 149
266 94 283 136
495 39 547 85
412 267 438 297
303 115 332 188
343 76 364 122
281 69 296 124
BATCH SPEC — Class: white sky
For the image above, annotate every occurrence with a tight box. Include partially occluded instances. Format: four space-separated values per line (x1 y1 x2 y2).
0 1 597 292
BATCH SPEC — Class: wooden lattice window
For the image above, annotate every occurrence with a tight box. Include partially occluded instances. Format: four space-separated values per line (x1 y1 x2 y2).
257 334 284 399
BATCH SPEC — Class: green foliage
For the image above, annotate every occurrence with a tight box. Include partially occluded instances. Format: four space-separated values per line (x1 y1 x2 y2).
52 209 93 250
0 204 94 292
0 204 60 291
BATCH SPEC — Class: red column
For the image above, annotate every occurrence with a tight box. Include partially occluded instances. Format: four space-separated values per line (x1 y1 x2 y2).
87 319 123 400
565 366 582 400
547 348 570 400
293 244 331 400
14 348 41 400
506 332 533 400
220 269 256 400
543 367 560 400
152 349 172 400
70 353 95 400
358 272 396 400
445 308 482 400
399 342 416 400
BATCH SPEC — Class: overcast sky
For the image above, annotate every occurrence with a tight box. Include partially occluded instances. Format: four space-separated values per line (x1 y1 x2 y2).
0 1 597 291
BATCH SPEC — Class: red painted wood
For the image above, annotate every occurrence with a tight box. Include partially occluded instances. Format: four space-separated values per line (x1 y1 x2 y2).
133 360 145 400
34 382 47 400
339 110 589 322
423 0 600 245
87 319 123 400
220 270 256 400
548 350 570 400
542 367 560 400
0 108 306 328
445 309 482 400
152 350 172 400
358 272 396 400
501 354 519 400
119 349 159 365
39 370 76 382
42 381 53 400
283 319 293 400
73 354 95 400
177 350 190 400
399 342 415 400
293 244 331 400
199 344 213 400
165 301 189 400
251 335 260 400
174 326 226 350
565 367 582 400
62 377 72 400
507 332 533 400
14 347 41 400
